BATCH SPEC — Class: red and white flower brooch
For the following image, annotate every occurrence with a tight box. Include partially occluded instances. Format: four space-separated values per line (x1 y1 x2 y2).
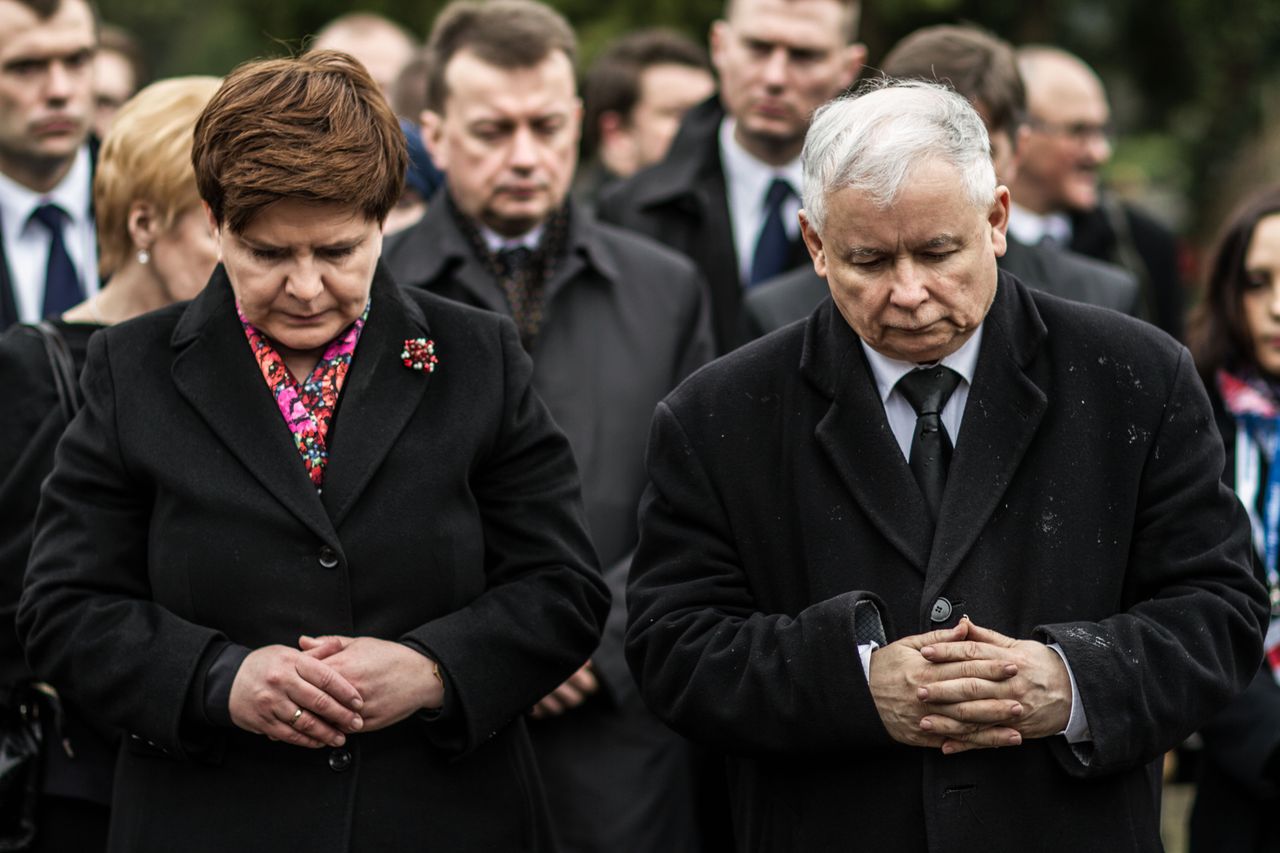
401 338 439 373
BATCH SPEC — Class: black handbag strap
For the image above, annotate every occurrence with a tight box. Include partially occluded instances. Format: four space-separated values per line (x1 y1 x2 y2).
30 320 82 425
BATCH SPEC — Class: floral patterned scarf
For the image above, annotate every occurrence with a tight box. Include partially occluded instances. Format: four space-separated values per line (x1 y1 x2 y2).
238 301 370 489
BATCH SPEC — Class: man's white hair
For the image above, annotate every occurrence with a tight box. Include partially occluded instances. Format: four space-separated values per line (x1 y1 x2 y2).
801 78 996 233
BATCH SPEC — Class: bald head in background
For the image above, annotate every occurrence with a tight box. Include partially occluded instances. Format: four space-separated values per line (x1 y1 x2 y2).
313 12 417 98
1010 46 1112 215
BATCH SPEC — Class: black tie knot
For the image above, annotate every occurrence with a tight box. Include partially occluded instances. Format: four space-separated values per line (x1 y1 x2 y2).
896 366 962 417
496 246 534 279
30 203 68 233
763 177 795 212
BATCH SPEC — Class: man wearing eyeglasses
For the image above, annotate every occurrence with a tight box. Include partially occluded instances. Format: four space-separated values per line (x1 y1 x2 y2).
1008 46 1184 339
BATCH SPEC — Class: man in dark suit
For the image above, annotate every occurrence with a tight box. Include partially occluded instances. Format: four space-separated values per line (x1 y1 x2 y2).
1010 46 1184 339
744 24 1139 338
0 0 98 331
625 79 1266 852
596 0 864 352
382 2 714 850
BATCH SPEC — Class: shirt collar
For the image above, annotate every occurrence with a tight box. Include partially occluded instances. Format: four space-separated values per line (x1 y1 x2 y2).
480 223 544 253
718 117 804 208
1007 202 1072 246
861 324 985 405
0 144 92 246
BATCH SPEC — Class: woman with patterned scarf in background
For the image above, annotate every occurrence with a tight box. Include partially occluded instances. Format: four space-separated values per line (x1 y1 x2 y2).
1187 184 1280 852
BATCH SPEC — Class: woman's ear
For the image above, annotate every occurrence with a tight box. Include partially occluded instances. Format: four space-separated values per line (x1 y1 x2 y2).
126 200 159 252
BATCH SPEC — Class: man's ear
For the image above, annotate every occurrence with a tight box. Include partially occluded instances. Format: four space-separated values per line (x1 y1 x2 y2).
989 186 1011 258
709 20 730 76
420 109 447 170
838 43 868 91
799 210 827 278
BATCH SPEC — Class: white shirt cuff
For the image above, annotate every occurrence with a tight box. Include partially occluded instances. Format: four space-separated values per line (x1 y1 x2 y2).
858 642 878 679
1047 642 1091 743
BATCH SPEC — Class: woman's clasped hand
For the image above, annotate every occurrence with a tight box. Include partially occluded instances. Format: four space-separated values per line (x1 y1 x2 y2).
229 636 442 749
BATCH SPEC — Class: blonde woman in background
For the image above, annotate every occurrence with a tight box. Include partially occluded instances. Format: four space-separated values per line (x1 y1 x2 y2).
0 75 220 853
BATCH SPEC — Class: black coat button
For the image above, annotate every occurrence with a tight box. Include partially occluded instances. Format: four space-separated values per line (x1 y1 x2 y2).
328 748 352 772
930 597 953 623
318 546 339 569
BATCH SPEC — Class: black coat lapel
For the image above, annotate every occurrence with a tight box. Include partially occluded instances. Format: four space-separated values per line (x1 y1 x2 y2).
170 266 337 543
926 275 1049 592
808 303 934 573
385 197 509 315
319 262 433 528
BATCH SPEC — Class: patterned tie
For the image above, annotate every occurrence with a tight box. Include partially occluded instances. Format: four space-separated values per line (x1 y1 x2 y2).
748 178 796 286
496 246 540 348
30 203 84 317
896 366 963 526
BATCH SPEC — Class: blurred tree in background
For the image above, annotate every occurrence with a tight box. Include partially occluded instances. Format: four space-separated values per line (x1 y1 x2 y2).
98 0 1280 264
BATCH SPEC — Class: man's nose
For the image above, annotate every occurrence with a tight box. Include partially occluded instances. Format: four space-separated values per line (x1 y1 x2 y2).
1083 131 1111 165
889 262 929 309
44 61 76 102
761 47 789 89
509 126 539 170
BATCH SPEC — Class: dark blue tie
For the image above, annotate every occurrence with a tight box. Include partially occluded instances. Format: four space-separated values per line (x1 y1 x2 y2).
748 178 796 287
30 204 84 317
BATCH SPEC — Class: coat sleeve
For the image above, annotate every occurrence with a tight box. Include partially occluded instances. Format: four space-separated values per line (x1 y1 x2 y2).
17 330 225 757
625 399 896 756
1038 347 1267 777
401 318 609 755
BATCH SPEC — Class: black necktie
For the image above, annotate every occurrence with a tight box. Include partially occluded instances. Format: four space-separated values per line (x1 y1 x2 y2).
496 246 540 347
30 203 84 317
896 366 963 525
748 178 795 286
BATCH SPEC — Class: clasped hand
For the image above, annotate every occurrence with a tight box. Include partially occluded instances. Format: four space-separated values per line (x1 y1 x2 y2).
867 617 1072 755
229 636 443 750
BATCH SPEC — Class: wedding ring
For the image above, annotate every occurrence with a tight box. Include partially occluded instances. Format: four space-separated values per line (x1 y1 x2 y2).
289 708 303 727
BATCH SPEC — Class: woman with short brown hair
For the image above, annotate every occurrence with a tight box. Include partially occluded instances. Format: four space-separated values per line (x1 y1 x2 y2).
17 51 606 852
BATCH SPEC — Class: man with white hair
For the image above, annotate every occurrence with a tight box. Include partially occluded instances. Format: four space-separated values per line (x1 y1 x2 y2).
624 79 1265 851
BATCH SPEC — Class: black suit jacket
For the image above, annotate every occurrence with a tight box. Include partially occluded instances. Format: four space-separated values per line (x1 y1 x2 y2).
17 263 608 852
1071 196 1184 339
742 236 1141 339
627 273 1266 852
597 96 809 353
384 197 714 852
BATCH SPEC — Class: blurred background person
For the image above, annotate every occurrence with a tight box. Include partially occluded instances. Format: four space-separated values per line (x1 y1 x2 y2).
597 0 865 353
743 24 1140 337
0 0 99 330
574 28 715 208
0 74 220 853
1010 45 1185 339
16 51 607 852
386 51 445 236
311 11 417 100
91 24 147 139
384 2 714 850
1186 184 1280 853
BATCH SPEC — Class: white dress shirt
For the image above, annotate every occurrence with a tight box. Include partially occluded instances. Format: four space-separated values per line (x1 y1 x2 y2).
480 223 543 253
0 145 98 322
1007 201 1073 248
854 325 1091 745
718 117 803 286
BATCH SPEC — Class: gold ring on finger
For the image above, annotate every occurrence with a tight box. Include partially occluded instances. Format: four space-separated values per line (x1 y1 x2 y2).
289 708 303 727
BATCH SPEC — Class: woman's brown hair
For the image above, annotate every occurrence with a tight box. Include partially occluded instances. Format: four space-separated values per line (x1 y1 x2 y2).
1187 185 1280 382
192 50 406 233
